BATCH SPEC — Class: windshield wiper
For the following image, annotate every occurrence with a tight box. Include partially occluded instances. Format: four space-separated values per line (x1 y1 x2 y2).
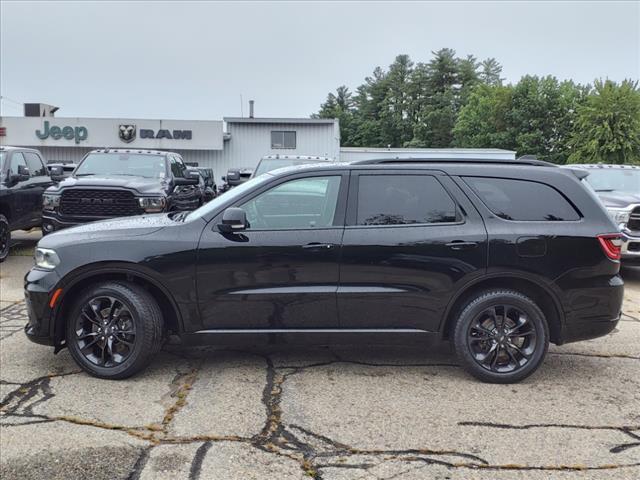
74 173 95 177
595 189 615 192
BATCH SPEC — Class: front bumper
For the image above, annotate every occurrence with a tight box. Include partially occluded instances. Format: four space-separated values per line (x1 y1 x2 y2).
620 228 640 263
24 267 61 346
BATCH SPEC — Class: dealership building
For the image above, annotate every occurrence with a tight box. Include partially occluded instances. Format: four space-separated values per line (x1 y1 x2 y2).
0 103 515 181
0 104 341 180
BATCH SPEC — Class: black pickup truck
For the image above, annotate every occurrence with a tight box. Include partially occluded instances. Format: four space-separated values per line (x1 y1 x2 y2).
41 149 200 235
0 146 53 261
577 164 640 263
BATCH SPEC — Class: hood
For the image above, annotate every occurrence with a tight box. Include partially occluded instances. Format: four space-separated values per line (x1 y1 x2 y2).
39 214 177 248
596 191 640 209
48 175 167 195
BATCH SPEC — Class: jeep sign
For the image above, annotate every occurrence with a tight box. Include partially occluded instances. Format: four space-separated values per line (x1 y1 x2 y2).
36 121 88 144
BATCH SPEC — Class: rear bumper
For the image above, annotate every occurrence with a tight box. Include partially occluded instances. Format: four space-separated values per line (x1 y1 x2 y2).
558 274 624 344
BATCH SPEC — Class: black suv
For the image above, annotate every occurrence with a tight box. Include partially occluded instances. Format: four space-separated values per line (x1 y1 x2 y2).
573 164 639 263
0 146 53 261
24 158 623 383
41 149 199 234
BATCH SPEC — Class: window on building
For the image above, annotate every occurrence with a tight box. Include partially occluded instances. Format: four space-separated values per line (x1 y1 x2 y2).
24 152 47 176
356 175 458 226
271 131 296 149
463 177 580 221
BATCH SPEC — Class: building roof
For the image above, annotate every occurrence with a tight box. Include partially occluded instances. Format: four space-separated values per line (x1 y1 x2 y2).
224 117 337 125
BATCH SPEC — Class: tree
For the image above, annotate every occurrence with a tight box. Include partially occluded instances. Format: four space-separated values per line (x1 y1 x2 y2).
479 58 503 86
567 79 640 164
314 85 356 144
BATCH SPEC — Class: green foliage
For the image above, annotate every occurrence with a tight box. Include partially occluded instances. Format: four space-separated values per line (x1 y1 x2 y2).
567 80 640 164
315 51 640 164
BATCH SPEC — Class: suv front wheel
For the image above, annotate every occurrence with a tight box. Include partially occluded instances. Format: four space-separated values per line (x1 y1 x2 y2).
0 214 10 262
453 289 549 383
66 281 164 379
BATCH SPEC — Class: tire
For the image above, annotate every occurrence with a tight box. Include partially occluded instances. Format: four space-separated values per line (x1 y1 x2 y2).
66 281 164 379
0 214 10 263
453 289 549 384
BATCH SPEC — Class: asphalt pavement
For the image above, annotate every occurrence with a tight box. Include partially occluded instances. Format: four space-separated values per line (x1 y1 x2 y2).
1 233 639 479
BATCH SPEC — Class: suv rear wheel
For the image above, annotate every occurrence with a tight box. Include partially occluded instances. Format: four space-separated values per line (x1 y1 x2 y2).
66 282 163 379
453 289 549 383
0 214 10 262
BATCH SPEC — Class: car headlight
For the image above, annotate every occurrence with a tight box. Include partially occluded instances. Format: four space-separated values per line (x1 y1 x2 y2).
138 196 166 213
607 208 631 226
42 194 61 211
35 248 60 270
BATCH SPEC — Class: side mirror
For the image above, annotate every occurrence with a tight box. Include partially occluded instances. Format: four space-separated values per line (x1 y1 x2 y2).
10 165 30 183
175 171 199 186
49 166 64 181
217 207 248 233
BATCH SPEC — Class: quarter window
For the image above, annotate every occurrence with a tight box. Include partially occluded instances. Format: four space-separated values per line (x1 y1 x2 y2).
24 152 46 176
240 176 341 230
271 131 296 149
356 175 458 226
463 177 580 221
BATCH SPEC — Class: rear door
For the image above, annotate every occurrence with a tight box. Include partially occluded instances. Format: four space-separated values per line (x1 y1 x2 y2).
338 169 488 332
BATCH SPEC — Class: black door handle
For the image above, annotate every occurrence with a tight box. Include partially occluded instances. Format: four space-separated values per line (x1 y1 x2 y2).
446 241 478 250
302 243 335 250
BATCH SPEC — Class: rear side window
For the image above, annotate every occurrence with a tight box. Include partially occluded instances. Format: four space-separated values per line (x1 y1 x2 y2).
464 177 580 221
356 175 458 226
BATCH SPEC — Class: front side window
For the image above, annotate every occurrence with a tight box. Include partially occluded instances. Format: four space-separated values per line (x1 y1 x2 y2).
24 152 46 176
9 152 28 175
240 176 341 230
464 177 580 221
271 131 296 149
356 175 458 226
75 153 167 178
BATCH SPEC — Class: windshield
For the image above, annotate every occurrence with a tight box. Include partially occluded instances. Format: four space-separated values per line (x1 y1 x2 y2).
186 174 272 220
254 158 328 176
585 168 640 194
75 153 168 178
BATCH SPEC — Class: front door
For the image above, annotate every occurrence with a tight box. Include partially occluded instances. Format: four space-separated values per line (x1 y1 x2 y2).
338 170 488 332
196 172 348 330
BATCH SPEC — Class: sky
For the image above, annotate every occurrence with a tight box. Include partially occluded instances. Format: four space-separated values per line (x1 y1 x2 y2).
1 1 639 120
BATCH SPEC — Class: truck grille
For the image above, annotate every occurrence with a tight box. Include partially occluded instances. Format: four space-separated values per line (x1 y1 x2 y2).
628 206 640 232
60 189 141 217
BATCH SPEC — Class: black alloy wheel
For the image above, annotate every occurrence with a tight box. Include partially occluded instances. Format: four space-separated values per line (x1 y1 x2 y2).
0 214 10 262
467 304 537 374
74 296 137 368
66 282 163 379
453 289 549 383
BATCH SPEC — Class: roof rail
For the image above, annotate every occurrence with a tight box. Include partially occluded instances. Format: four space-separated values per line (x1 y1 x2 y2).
350 157 557 167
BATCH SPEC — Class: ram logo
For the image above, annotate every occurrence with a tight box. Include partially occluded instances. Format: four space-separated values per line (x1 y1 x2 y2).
118 124 137 143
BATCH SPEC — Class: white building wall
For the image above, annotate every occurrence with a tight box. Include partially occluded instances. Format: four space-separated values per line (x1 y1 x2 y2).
203 120 340 181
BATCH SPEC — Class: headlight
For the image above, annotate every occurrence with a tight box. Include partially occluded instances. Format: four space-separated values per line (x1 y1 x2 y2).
138 196 166 213
42 194 60 211
35 248 60 270
607 208 631 225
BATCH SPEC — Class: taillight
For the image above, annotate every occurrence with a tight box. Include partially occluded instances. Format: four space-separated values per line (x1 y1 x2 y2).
597 234 622 261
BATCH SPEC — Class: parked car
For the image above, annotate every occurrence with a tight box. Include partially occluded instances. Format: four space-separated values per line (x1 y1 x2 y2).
47 161 77 181
40 149 199 234
573 164 639 264
195 167 216 202
218 167 253 194
252 154 334 177
25 157 623 383
0 146 53 261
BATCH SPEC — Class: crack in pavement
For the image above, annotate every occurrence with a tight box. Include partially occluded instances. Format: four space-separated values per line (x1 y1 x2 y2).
549 351 640 361
459 421 640 455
